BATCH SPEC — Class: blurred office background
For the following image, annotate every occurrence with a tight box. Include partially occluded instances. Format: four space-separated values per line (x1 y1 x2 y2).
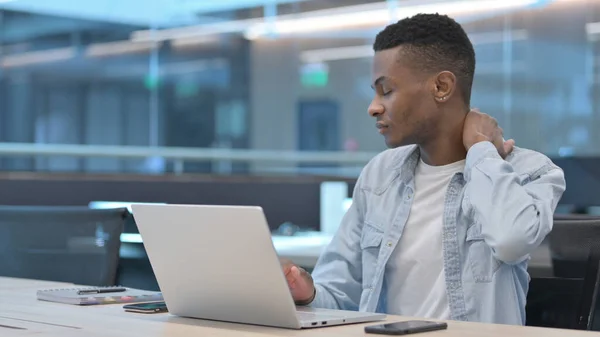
2 0 600 329
0 0 597 174
0 0 596 207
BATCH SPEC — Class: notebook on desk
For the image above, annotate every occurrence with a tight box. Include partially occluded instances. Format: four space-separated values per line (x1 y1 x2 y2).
37 286 163 305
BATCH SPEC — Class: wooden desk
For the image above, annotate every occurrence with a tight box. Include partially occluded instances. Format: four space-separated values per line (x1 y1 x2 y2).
0 277 594 337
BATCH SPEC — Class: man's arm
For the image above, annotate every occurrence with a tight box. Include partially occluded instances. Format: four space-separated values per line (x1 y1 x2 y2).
465 141 566 264
309 180 366 310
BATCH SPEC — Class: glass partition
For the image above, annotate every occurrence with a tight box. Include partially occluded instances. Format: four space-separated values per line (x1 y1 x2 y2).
0 0 595 177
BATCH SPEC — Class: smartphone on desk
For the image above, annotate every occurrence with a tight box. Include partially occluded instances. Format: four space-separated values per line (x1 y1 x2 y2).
365 320 447 335
123 302 168 314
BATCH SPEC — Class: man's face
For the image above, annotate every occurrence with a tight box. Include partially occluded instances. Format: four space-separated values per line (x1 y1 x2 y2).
369 46 438 148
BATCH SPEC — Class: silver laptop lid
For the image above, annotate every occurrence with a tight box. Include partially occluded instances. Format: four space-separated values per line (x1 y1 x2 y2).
131 204 302 329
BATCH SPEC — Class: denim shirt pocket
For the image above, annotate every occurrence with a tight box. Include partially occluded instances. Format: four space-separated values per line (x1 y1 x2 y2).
465 223 502 283
360 221 384 288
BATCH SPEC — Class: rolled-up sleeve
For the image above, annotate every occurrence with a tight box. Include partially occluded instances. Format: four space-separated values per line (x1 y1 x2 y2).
464 141 566 264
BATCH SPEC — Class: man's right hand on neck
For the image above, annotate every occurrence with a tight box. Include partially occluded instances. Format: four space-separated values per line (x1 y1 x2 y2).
462 108 515 159
280 258 316 306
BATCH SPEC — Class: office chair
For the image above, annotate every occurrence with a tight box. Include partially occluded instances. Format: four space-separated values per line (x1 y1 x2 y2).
526 218 600 330
0 206 128 286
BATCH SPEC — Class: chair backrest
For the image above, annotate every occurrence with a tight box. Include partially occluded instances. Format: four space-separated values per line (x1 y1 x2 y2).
550 218 600 330
550 218 600 277
0 206 127 286
579 239 600 330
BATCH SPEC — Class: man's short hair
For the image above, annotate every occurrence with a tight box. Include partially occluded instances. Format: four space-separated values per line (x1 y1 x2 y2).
373 13 476 104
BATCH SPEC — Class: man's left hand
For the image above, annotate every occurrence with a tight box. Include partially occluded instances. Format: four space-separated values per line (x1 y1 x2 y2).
463 109 515 159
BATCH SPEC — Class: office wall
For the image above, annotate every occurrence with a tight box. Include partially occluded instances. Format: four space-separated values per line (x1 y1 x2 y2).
250 38 382 154
249 2 600 160
2 1 600 178
1 77 155 172
0 10 251 174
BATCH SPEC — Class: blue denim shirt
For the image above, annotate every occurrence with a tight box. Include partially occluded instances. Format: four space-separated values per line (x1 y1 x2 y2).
309 141 566 325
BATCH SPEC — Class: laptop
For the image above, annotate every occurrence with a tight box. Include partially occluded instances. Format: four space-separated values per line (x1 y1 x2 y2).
131 203 386 329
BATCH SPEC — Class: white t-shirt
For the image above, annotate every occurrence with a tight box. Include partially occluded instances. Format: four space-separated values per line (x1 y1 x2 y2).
385 158 465 319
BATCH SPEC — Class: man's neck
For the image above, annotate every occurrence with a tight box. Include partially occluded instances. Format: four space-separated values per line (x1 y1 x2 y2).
418 110 467 166
418 142 466 167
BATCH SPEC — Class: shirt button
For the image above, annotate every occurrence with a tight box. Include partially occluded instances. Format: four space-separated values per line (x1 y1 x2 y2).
406 194 412 200
386 242 393 247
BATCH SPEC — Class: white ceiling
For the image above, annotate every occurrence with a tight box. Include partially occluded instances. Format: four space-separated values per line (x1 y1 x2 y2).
0 0 309 27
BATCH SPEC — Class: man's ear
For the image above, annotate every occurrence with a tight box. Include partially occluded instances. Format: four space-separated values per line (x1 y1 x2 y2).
432 71 457 103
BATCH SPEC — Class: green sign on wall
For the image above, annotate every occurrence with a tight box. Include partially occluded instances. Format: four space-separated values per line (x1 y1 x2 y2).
300 62 329 88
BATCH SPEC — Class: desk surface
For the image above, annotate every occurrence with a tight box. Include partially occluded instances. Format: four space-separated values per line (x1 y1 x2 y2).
0 277 595 337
